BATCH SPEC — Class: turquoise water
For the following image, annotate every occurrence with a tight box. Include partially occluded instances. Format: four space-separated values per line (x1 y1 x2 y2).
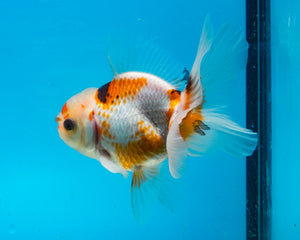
0 1 248 239
272 0 300 239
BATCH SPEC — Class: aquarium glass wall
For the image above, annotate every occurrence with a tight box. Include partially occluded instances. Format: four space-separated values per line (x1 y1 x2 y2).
272 0 300 239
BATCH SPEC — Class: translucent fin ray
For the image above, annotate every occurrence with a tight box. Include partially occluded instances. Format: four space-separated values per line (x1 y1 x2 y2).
166 16 256 179
191 14 214 81
187 110 258 157
179 15 214 111
200 22 249 108
106 35 186 90
167 111 189 179
131 161 177 223
167 15 215 178
131 164 160 223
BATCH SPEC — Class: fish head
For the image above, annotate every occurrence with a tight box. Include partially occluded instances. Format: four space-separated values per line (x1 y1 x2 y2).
56 88 98 158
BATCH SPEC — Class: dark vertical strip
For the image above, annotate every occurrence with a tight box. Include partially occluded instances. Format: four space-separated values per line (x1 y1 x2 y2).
258 0 272 239
246 0 272 239
246 0 259 238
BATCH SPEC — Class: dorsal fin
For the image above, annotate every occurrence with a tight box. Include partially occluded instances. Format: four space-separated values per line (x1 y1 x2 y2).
181 14 214 111
106 35 186 90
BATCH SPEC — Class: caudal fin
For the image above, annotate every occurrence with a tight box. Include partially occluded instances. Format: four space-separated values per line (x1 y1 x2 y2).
166 15 257 179
187 109 258 157
167 108 258 178
178 15 214 112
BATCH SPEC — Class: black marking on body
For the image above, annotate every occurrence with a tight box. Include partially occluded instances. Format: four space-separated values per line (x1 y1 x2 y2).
97 82 111 103
136 89 170 141
142 109 168 141
193 120 210 136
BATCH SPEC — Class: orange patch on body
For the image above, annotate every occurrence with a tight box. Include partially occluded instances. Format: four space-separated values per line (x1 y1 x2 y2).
102 128 108 137
94 77 148 108
179 107 204 141
63 113 70 120
115 128 165 170
166 89 181 120
102 120 110 128
138 120 144 126
100 119 112 140
61 103 68 114
89 110 94 121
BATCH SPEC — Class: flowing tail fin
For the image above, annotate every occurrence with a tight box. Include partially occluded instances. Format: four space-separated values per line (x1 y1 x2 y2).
167 15 257 179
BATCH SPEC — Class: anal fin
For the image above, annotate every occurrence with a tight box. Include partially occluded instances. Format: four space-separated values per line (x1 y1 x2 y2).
131 165 160 223
131 162 176 223
131 166 149 189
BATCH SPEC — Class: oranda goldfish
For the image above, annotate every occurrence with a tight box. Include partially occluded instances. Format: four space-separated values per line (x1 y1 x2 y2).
56 16 257 222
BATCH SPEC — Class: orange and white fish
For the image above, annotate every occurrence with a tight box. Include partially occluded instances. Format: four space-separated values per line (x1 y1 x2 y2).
56 16 257 222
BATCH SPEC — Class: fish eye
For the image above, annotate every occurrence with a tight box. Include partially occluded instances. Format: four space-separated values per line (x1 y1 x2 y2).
63 119 76 132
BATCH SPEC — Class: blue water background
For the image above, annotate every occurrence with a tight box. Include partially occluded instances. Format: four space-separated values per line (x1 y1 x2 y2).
272 0 300 239
0 1 246 239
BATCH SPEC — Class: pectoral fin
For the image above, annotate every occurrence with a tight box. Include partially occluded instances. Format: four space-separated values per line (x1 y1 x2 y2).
98 150 128 178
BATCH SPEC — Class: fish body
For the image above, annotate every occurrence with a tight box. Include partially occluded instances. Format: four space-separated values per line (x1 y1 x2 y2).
57 72 180 175
56 16 258 222
95 72 180 168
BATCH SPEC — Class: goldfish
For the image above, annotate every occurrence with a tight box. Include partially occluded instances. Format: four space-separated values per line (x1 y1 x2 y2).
56 15 257 222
